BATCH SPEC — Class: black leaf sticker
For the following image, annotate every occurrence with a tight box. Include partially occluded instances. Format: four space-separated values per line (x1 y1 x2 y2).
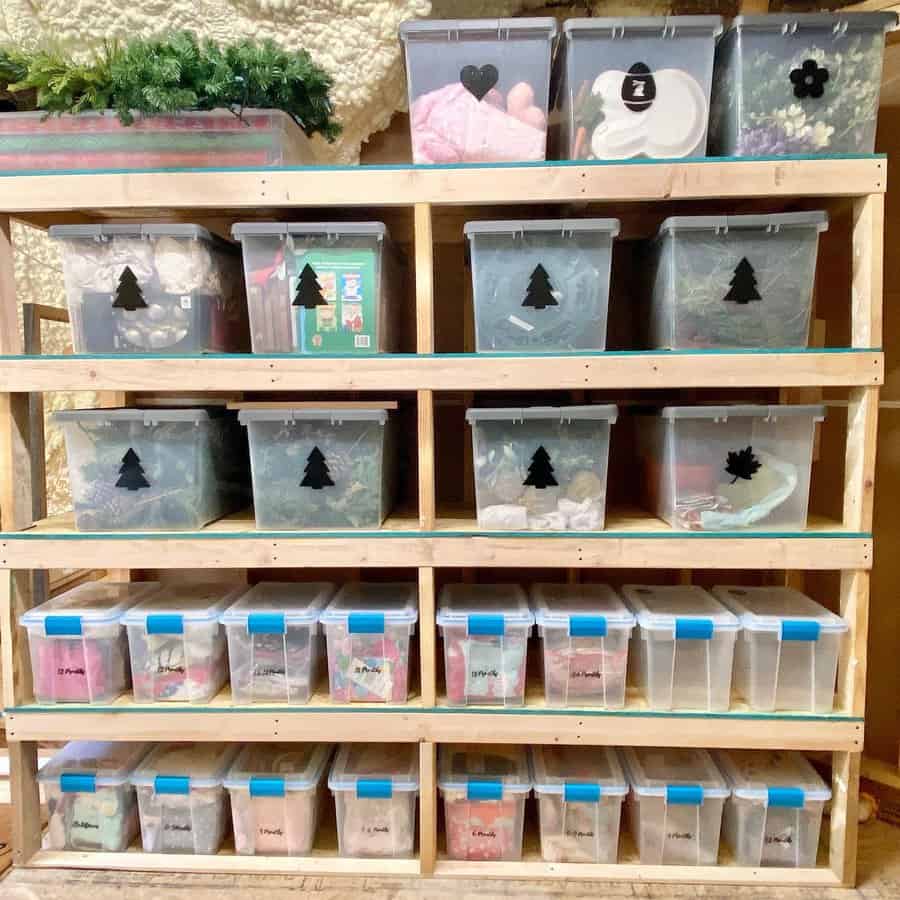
725 446 761 484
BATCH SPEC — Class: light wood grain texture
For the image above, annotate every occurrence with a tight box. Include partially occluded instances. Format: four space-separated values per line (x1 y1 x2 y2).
0 570 34 709
0 216 20 356
415 203 434 354
9 741 40 866
831 751 862 886
417 390 435 529
839 570 870 719
418 567 436 707
844 386 880 531
852 193 885 348
419 742 437 875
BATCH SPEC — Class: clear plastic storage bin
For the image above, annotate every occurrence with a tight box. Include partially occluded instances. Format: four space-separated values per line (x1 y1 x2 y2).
710 13 897 156
713 586 848 713
54 406 249 532
531 745 628 863
132 742 240 854
40 741 150 852
621 747 730 865
122 584 239 703
239 404 394 529
465 218 619 352
437 584 533 706
644 212 828 350
622 585 740 711
716 749 830 867
224 743 332 856
21 581 159 704
320 583 418 703
399 18 557 164
328 743 419 858
48 224 246 354
221 582 334 704
232 222 402 355
531 583 635 708
0 109 315 170
637 404 825 531
552 17 722 160
467 405 618 531
439 744 531 861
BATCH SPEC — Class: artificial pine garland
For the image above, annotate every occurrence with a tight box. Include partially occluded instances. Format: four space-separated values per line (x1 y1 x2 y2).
0 31 340 140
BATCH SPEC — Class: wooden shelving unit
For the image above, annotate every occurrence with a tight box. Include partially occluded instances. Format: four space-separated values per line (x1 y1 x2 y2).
0 156 884 886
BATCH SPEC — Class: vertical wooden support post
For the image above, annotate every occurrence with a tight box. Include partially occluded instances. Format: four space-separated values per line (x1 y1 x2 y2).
851 192 883 349
419 741 437 876
415 204 436 529
418 566 436 706
837 569 868 717
0 216 20 356
844 386 879 533
9 740 41 865
830 750 861 887
418 390 435 530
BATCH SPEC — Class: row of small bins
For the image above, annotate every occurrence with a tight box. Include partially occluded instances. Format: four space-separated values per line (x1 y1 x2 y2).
22 579 847 715
50 210 831 355
40 740 831 868
399 13 897 164
55 402 825 533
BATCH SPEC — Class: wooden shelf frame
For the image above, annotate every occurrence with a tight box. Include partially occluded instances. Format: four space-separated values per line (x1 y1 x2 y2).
0 156 884 887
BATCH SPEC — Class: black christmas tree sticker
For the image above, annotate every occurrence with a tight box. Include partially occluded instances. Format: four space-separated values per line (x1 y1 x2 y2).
115 448 150 491
723 257 761 305
292 263 329 309
522 263 558 311
300 446 334 489
522 445 558 489
725 446 761 484
112 266 147 311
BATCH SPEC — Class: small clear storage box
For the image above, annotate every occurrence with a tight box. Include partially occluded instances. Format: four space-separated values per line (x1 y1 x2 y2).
531 583 635 708
131 742 240 854
637 404 825 531
40 741 150 852
621 747 730 865
221 583 334 704
643 212 828 350
622 585 740 711
531 745 628 863
715 749 830 868
467 405 618 531
320 583 418 703
399 18 558 164
328 743 420 858
465 218 619 352
437 583 533 706
439 744 531 861
224 743 332 856
21 581 159 704
231 222 401 355
122 584 239 703
713 586 848 713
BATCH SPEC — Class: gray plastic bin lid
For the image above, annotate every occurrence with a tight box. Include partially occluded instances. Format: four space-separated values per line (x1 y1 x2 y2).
399 17 557 41
238 406 389 426
729 12 898 34
563 16 723 38
466 404 618 424
231 222 388 241
49 223 220 243
659 404 825 422
658 211 828 236
53 407 221 425
464 218 620 239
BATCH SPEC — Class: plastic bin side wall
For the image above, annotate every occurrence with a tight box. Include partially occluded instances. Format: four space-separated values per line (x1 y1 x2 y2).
628 791 725 865
442 790 527 861
136 784 230 854
333 791 417 858
723 794 825 867
45 783 140 851
228 783 321 855
537 793 624 863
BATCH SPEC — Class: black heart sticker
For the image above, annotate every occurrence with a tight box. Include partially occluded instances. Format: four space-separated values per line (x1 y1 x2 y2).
460 64 499 101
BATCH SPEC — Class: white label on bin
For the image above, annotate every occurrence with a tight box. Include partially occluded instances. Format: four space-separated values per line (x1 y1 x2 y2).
354 334 371 349
465 642 504 696
350 657 391 699
507 314 534 332
180 295 192 309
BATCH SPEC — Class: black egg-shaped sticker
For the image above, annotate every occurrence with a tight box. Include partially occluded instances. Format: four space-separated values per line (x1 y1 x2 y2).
622 62 655 112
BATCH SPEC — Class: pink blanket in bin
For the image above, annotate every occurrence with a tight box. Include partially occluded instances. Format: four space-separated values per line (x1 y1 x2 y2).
410 82 547 164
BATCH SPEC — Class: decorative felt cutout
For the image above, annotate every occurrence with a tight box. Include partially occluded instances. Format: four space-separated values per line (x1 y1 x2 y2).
112 266 147 311
523 445 558 489
725 446 761 484
790 59 829 100
723 257 762 305
115 448 150 491
622 62 656 112
300 446 334 489
459 64 499 102
293 263 329 309
521 263 558 310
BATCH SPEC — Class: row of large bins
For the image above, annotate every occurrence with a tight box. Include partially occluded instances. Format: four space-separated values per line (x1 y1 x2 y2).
50 210 831 356
22 579 846 715
399 13 896 164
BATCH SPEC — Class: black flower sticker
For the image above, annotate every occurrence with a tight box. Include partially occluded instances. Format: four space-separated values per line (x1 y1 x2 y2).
790 59 829 100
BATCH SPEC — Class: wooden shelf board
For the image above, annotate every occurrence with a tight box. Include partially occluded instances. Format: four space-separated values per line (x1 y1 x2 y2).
0 350 883 392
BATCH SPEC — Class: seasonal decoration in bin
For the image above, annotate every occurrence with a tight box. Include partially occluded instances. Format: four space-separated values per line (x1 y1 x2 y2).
224 743 333 856
713 585 848 713
641 212 828 350
231 223 403 355
21 580 159 704
438 744 531 861
531 583 635 708
320 583 417 703
465 219 619 352
48 224 248 355
467 404 618 531
709 13 898 156
715 750 831 868
328 743 419 858
399 18 557 163
551 17 722 160
131 742 240 854
237 403 395 529
531 746 628 863
636 404 825 531
437 584 533 706
622 585 740 711
40 741 150 852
